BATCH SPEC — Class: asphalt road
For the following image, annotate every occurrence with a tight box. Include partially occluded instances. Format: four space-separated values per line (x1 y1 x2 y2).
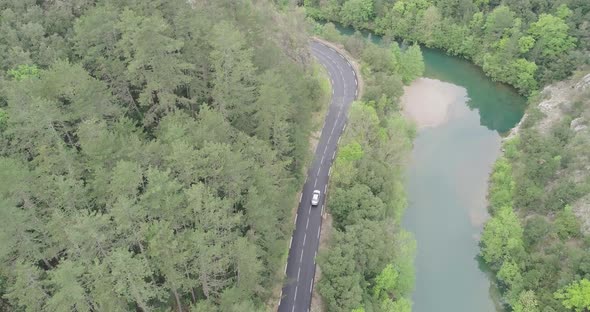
278 40 358 312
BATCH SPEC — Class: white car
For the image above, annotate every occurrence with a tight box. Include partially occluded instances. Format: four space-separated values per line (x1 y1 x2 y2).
311 190 321 206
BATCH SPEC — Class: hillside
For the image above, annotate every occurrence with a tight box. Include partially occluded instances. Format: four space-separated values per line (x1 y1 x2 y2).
482 72 590 311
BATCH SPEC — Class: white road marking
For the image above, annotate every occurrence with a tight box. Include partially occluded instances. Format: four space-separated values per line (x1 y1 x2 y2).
314 179 317 187
327 135 332 145
347 62 352 68
320 155 324 164
317 226 321 239
324 184 327 194
332 150 336 160
294 286 298 301
297 267 301 281
339 54 345 60
299 193 303 203
284 262 288 274
289 236 293 249
355 77 358 85
337 136 341 145
321 204 325 215
324 145 328 155
343 123 346 132
303 233 307 245
332 88 334 96
355 89 358 97
306 217 310 230
294 213 298 225
310 279 313 293
315 251 317 260
291 306 295 312
328 167 332 177
300 250 304 262
316 167 320 177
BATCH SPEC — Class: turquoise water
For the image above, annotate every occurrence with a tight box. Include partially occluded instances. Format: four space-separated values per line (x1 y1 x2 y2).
335 25 526 312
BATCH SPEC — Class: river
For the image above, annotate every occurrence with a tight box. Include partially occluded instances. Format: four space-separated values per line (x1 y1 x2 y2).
336 26 526 311
404 48 525 312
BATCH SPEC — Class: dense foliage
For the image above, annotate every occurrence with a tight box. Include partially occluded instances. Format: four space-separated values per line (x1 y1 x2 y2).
0 0 327 311
481 83 590 311
303 0 589 94
316 34 420 312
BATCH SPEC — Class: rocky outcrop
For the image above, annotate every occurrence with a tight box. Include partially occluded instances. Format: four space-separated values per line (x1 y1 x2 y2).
506 73 590 140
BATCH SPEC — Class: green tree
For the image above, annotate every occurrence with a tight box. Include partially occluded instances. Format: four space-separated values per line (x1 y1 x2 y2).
528 13 576 59
555 279 590 312
380 297 412 312
45 260 93 312
554 205 581 239
484 6 515 41
0 109 7 131
399 44 425 84
7 64 39 81
339 141 365 161
488 157 515 212
318 239 364 312
481 206 524 266
340 0 374 29
3 262 47 312
373 263 399 299
513 290 540 312
209 21 257 129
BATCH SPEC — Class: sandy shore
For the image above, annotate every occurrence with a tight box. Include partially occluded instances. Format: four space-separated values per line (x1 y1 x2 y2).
401 78 467 128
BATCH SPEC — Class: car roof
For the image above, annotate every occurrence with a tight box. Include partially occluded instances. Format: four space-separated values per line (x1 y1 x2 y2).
313 190 320 194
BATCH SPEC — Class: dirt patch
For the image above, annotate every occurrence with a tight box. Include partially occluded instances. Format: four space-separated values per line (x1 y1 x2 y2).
401 78 466 128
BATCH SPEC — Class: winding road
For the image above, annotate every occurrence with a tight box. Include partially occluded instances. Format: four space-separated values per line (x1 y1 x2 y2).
278 40 359 312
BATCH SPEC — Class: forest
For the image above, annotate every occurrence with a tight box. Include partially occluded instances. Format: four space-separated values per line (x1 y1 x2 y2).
0 0 327 311
302 0 589 94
